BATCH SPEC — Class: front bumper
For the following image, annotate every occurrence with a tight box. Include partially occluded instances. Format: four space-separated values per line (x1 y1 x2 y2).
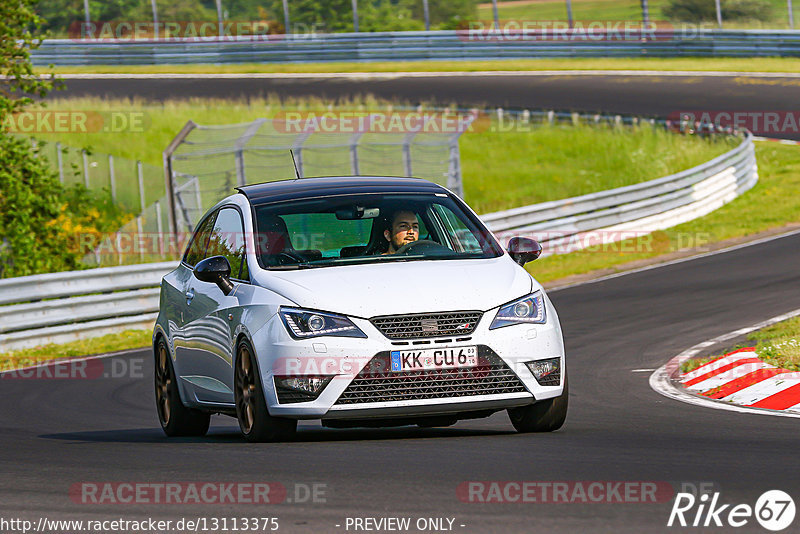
251 300 565 420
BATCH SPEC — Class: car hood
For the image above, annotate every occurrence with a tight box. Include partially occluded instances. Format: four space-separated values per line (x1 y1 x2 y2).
252 256 534 318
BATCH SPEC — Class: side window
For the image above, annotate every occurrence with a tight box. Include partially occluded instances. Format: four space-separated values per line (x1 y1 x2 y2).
183 212 217 267
206 207 249 281
432 204 483 253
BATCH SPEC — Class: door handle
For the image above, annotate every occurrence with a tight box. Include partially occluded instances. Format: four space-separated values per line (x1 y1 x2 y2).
185 288 195 304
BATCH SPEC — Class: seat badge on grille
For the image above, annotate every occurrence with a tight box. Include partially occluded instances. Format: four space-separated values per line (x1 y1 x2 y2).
421 319 439 332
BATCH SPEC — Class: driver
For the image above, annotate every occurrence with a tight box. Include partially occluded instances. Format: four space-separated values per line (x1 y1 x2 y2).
383 210 420 254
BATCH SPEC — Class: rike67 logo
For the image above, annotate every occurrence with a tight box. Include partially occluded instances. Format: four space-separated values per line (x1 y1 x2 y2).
668 490 795 531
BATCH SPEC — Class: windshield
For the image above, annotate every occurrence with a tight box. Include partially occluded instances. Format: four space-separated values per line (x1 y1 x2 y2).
252 193 503 270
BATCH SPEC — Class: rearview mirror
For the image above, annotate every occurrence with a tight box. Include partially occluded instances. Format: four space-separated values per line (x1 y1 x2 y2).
335 206 380 220
507 237 542 266
194 256 235 295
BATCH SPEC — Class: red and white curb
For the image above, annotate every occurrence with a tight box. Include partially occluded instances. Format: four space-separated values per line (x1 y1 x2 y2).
680 347 800 411
650 307 800 418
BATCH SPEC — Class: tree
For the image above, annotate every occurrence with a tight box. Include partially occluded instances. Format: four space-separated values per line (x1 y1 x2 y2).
1 0 128 277
261 0 425 33
405 0 477 29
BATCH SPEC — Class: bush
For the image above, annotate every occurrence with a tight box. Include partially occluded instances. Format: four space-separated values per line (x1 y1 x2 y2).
0 137 131 278
663 0 774 21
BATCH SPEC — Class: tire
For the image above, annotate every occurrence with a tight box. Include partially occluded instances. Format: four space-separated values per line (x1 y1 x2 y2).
154 337 210 437
234 339 297 443
508 367 569 433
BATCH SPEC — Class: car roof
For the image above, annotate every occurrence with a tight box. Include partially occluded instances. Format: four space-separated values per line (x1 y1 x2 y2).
236 176 448 205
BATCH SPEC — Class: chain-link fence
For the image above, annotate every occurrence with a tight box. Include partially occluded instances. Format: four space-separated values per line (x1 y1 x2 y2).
30 138 163 215
165 113 474 234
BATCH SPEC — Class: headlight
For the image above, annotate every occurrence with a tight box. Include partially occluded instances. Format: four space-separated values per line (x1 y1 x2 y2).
279 307 367 339
489 292 547 329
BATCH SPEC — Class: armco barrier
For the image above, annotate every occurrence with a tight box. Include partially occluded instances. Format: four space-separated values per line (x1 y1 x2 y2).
0 262 175 352
0 132 757 352
30 29 800 66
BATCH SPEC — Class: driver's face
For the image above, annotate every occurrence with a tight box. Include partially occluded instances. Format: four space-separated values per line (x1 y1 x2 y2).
384 211 419 253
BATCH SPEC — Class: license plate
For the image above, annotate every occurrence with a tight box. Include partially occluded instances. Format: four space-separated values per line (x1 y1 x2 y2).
390 346 478 372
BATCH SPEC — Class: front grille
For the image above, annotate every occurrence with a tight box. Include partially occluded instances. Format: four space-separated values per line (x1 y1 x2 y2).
335 347 527 404
536 369 561 387
370 311 483 340
275 388 314 404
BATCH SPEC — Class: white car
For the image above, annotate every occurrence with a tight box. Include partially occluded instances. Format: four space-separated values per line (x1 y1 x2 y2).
153 176 567 441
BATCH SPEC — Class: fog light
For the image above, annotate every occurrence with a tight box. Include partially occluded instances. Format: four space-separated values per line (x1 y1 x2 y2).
276 376 331 394
525 358 560 386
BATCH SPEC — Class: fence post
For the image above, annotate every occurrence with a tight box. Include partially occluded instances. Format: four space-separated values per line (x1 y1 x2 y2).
448 137 463 198
349 132 365 176
56 142 64 184
108 154 116 201
234 119 267 186
116 233 122 265
136 215 144 262
82 149 90 188
402 134 414 177
235 150 246 186
547 110 555 124
163 121 197 236
137 161 146 214
155 200 164 256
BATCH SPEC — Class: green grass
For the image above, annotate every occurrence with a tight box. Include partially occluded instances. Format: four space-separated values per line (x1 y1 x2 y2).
460 122 737 213
680 316 800 372
39 57 800 74
0 329 152 371
28 96 735 217
747 316 800 370
527 141 800 282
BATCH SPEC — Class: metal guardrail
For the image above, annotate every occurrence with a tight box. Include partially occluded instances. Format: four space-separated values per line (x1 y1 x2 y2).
31 29 800 65
484 132 758 253
0 263 175 352
0 131 757 352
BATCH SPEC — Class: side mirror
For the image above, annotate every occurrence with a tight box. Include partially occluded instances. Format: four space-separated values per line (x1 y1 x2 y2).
508 237 542 266
194 255 234 295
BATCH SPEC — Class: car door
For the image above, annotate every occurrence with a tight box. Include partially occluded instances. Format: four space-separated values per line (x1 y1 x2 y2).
163 209 217 381
177 207 249 406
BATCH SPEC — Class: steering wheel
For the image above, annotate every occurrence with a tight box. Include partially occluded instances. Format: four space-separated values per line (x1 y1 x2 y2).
394 239 449 255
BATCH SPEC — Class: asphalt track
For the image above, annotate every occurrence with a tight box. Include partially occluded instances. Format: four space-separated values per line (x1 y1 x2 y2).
57 72 800 139
2 231 800 533
5 72 799 532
